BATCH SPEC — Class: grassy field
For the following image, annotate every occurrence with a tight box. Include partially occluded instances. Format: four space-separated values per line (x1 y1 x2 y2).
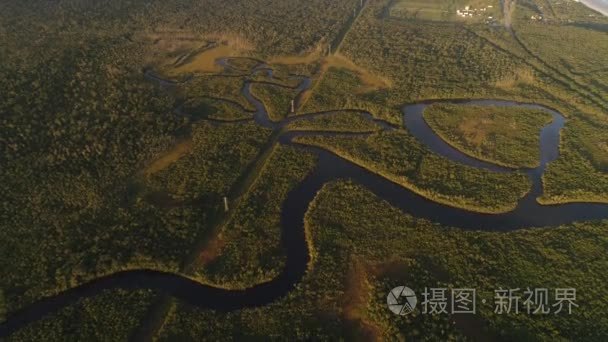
157 181 608 340
423 104 553 168
295 131 531 213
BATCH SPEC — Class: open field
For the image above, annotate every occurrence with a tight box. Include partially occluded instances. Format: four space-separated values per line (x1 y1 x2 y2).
268 50 324 65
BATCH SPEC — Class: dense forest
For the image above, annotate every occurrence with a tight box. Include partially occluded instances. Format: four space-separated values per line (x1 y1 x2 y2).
1 0 361 57
1 0 607 339
154 181 608 340
2 39 180 310
8 290 158 341
198 146 316 288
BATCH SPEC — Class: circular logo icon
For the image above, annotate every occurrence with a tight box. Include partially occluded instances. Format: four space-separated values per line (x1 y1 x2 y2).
387 286 417 315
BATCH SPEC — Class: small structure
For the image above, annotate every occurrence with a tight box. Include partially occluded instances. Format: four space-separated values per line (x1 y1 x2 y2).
456 5 494 19
224 197 229 212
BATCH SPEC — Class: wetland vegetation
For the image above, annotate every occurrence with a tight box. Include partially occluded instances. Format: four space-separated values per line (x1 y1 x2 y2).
423 104 553 168
287 111 383 132
155 181 608 341
250 83 298 121
540 119 608 204
296 131 531 213
1 0 607 340
198 146 317 288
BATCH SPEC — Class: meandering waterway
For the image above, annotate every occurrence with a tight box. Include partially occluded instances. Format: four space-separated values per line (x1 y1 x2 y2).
2 61 607 338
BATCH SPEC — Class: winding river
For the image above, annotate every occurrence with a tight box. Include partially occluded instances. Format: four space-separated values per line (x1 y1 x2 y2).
2 60 608 338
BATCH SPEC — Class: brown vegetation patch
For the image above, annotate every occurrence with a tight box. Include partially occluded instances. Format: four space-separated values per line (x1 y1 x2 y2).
342 258 382 341
457 117 493 147
196 233 227 266
322 54 392 93
143 140 193 176
172 44 242 74
268 49 323 65
495 67 535 89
